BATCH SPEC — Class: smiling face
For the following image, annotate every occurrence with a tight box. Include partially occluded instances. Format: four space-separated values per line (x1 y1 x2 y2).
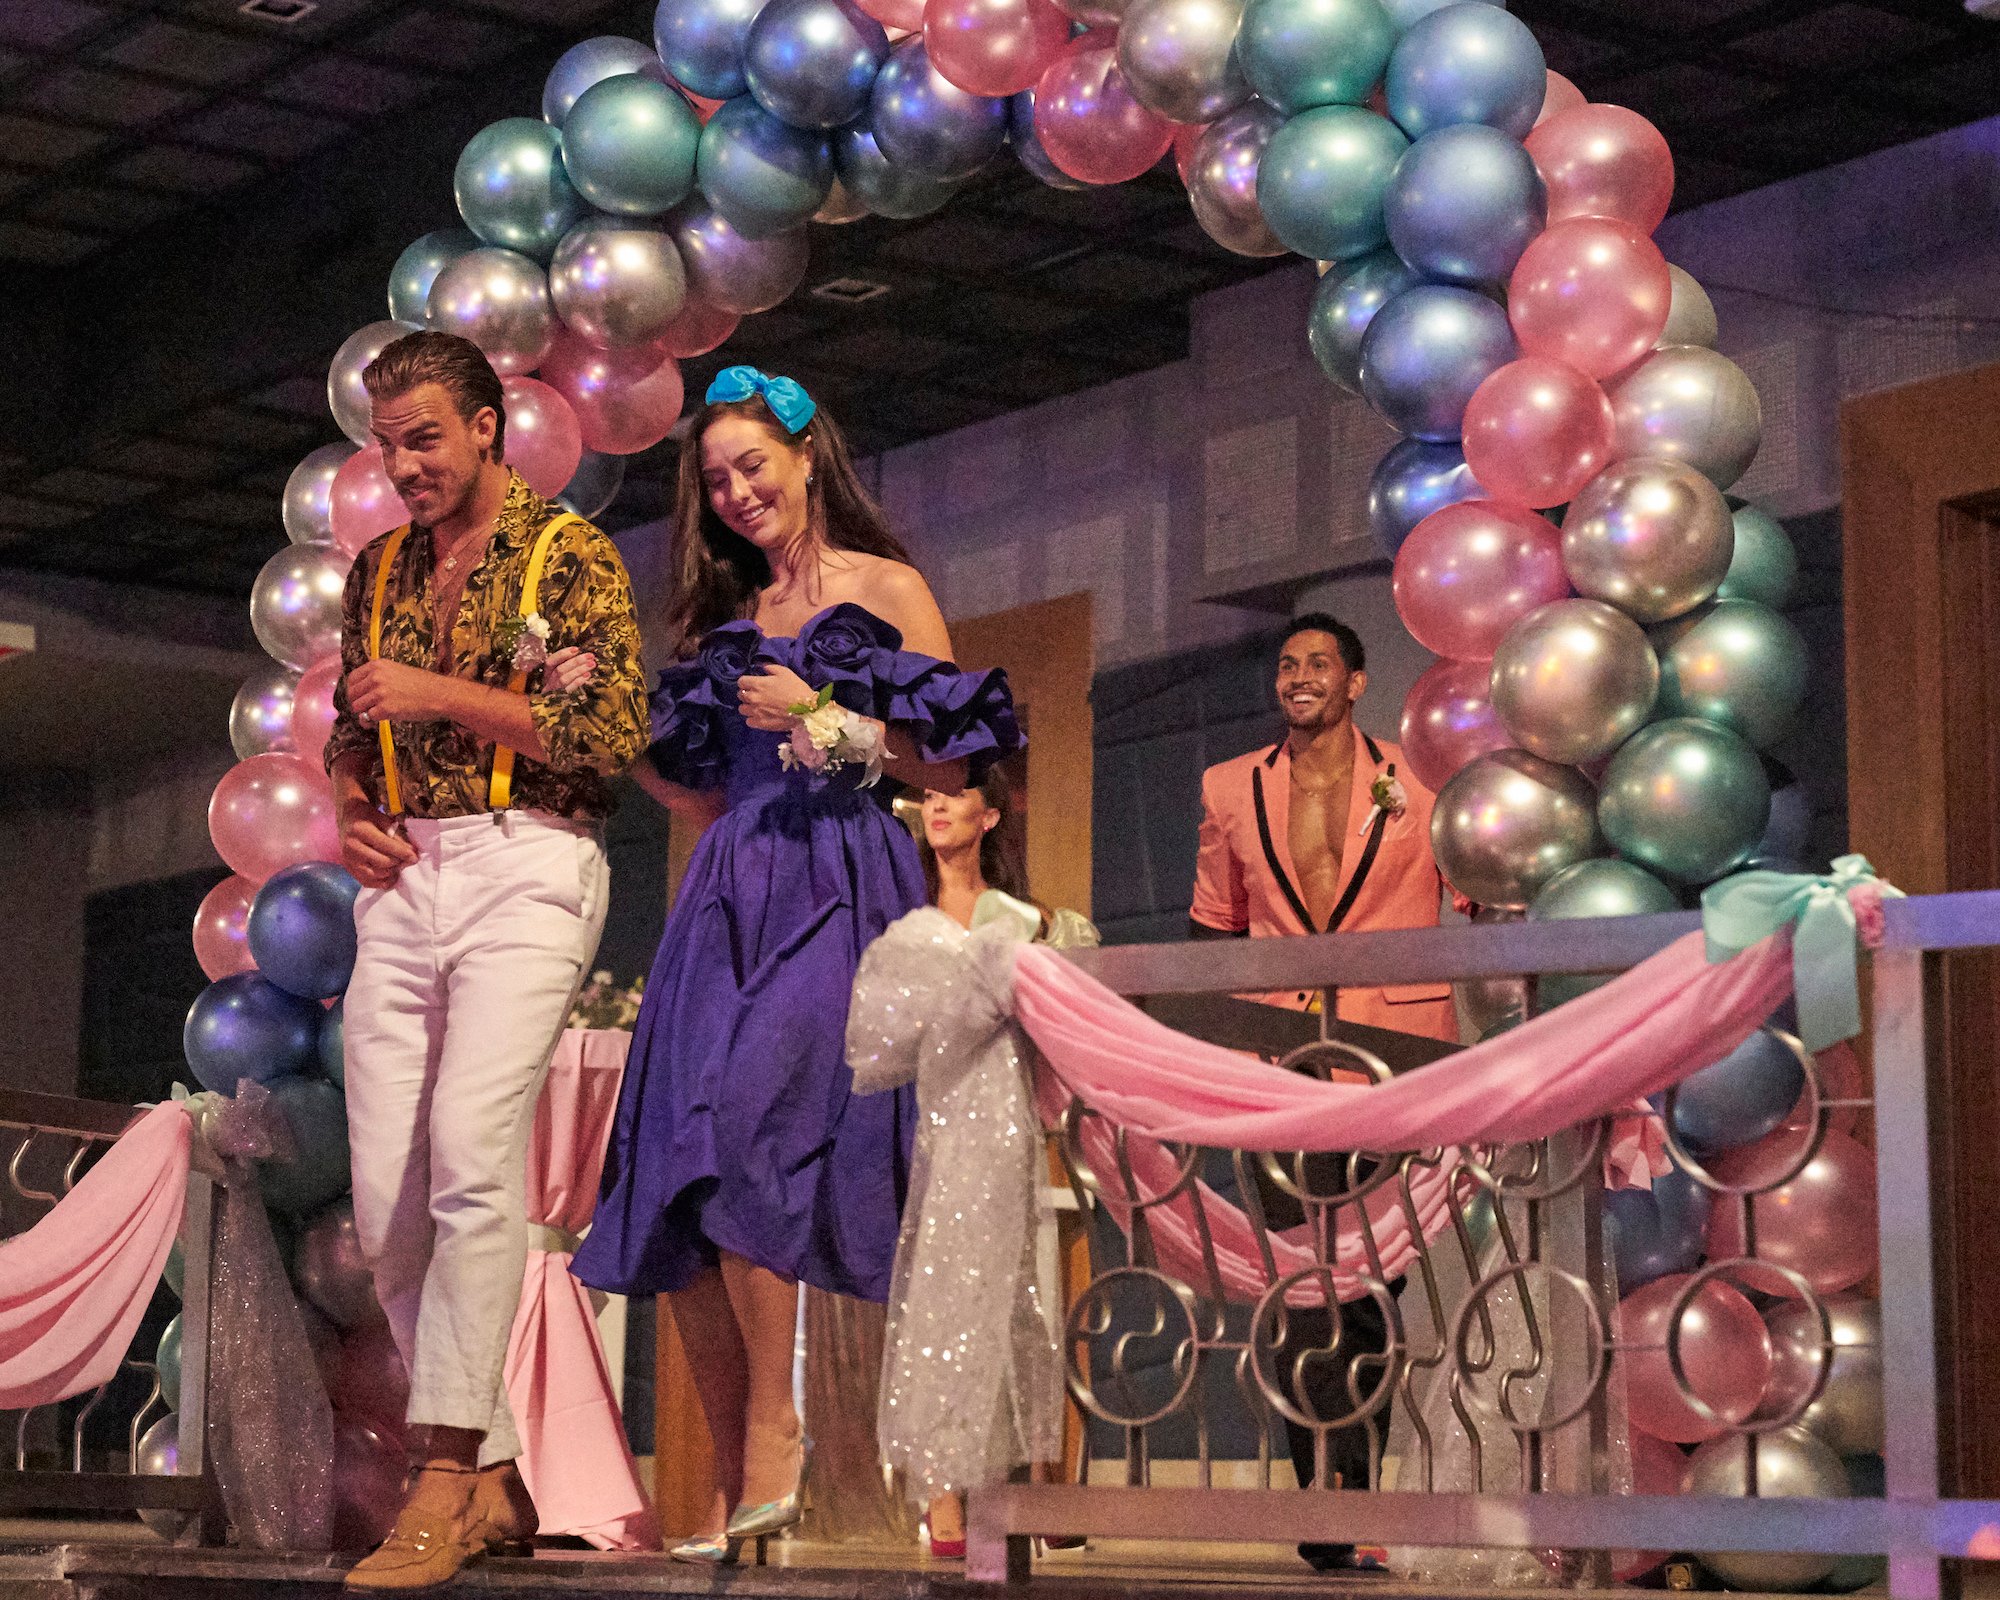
699 412 814 553
371 380 496 529
922 786 999 859
1275 628 1365 734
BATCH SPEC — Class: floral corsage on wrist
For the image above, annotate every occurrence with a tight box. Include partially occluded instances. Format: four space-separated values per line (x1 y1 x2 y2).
1359 769 1407 835
779 684 884 786
494 612 552 671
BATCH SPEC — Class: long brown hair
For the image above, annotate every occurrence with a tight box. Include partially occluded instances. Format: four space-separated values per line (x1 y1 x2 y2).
665 390 915 656
918 770 1031 907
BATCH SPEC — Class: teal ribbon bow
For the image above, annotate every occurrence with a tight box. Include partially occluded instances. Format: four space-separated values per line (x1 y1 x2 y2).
705 365 816 433
1700 854 1903 1053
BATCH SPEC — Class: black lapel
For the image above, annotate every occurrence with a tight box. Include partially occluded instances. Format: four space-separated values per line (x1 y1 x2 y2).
1251 761 1318 936
1325 755 1393 933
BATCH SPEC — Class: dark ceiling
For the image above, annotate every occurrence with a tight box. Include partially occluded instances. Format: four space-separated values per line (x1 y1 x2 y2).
1 0 1997 594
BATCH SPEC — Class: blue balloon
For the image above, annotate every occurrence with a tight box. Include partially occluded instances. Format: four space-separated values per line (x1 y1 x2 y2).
184 974 322 1093
833 123 961 219
1671 1026 1806 1154
657 0 769 100
1384 2 1543 139
318 998 345 1089
1367 436 1481 556
1008 89 1086 191
259 1078 353 1216
1309 247 1420 395
1385 124 1544 284
868 38 1007 181
541 35 658 124
1604 1169 1711 1295
454 118 587 259
696 94 834 238
1744 758 1812 873
157 1315 183 1411
1357 283 1516 441
247 862 360 1002
387 229 479 326
1255 103 1408 262
559 449 627 520
746 0 889 130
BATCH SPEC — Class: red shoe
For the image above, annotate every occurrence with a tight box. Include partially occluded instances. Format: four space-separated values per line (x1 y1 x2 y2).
928 1532 967 1560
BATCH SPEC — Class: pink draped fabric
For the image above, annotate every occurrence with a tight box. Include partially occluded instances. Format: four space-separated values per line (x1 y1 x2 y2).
505 1029 661 1552
0 1101 189 1408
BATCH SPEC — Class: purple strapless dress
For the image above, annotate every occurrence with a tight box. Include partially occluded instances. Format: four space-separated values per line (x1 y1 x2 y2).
574 604 1021 1301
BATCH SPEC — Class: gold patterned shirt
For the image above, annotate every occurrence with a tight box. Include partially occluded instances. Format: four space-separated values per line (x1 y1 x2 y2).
325 472 647 821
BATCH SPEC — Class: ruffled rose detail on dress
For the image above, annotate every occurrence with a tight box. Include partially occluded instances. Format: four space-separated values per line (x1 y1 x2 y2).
795 603 902 715
645 659 730 792
874 658 1022 783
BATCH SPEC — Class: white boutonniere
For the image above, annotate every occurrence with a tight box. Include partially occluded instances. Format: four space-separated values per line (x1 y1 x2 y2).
777 684 884 787
1359 770 1407 835
494 612 552 671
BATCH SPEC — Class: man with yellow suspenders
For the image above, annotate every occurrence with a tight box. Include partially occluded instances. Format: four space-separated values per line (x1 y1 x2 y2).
322 332 647 1591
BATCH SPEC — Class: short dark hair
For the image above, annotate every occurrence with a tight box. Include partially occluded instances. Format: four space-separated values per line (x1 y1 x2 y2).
1280 611 1365 673
362 331 507 459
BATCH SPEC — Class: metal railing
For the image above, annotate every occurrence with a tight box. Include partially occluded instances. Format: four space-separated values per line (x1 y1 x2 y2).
967 889 2000 1598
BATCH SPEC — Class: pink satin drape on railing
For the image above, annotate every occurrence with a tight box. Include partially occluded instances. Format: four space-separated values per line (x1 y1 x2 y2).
504 1028 661 1552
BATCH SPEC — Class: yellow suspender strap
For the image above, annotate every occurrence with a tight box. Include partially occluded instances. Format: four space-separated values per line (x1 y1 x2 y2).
367 525 413 817
488 512 581 812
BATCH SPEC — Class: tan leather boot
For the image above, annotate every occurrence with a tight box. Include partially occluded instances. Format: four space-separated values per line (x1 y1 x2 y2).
466 1461 537 1556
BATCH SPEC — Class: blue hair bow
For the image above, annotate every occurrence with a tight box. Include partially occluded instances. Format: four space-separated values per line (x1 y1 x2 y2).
705 365 817 434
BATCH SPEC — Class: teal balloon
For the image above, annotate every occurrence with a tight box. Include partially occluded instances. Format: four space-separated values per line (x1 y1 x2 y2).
1599 717 1771 887
454 118 587 259
1308 246 1419 395
387 229 479 325
1716 503 1800 609
156 1315 183 1411
1255 103 1408 263
562 73 702 215
1383 123 1544 285
163 1240 185 1300
833 123 959 219
1384 1 1543 139
1528 858 1676 1006
318 997 345 1088
1238 0 1395 114
259 1077 353 1217
696 94 833 238
1650 599 1808 753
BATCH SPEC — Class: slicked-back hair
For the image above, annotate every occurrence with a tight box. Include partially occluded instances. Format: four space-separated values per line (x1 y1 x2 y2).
1281 610 1365 674
362 330 508 459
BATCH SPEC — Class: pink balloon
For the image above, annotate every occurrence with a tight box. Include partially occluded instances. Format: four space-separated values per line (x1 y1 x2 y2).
208 752 340 886
1461 356 1617 510
542 327 686 457
1534 69 1585 128
1033 30 1176 186
291 656 342 772
1620 1273 1771 1444
333 1414 406 1551
501 376 584 499
192 874 258 981
1526 103 1675 234
1391 500 1569 662
1508 217 1672 380
328 449 405 558
1400 656 1512 793
334 1320 411 1437
856 0 924 29
1613 1431 1686 1581
1704 1127 1879 1298
653 296 739 360
925 0 1071 98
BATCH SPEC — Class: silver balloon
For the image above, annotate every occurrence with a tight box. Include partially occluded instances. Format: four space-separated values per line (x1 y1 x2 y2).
1651 598 1808 752
386 228 480 327
1681 1426 1848 1591
1658 264 1718 350
1432 749 1603 911
135 1414 189 1539
327 320 418 447
1459 904 1528 1034
283 441 356 548
1562 457 1735 625
1763 1298 1883 1459
1490 600 1659 767
559 449 626 519
549 216 688 349
1186 100 1286 258
250 546 349 672
230 661 301 760
425 246 556 377
1598 717 1770 886
1716 501 1799 610
542 34 657 125
670 200 810 315
1117 0 1252 125
1608 345 1764 491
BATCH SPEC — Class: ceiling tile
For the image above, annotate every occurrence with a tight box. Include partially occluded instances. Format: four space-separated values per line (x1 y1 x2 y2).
0 220 104 264
108 143 262 191
0 114 113 168
99 20 284 86
112 437 249 482
245 374 329 415
31 467 159 504
0 0 112 51
18 65 204 129
183 97 349 158
1033 247 1222 305
1728 3 1952 73
354 7 530 69
165 404 322 451
0 496 93 529
180 486 279 527
267 52 433 114
879 213 1073 275
28 183 187 231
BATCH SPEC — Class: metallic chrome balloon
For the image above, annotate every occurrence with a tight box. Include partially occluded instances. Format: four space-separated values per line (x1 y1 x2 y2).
386 229 479 326
1658 263 1718 349
1681 1427 1847 1591
1599 717 1770 886
833 122 961 218
558 449 627 519
1384 1 1542 139
1054 0 1127 27
1651 598 1807 752
1309 246 1420 395
1185 100 1286 257
1764 1298 1883 1458
426 247 557 376
250 546 348 672
869 37 1008 179
1116 0 1252 125
671 199 811 314
1367 435 1479 556
1562 457 1734 624
1238 0 1395 114
1008 88 1089 189
1528 856 1677 1007
562 72 703 215
231 662 301 760
656 0 770 100
1256 102 1408 263
696 93 833 236
1358 283 1517 441
453 117 587 260
295 1197 384 1330
746 0 890 128
1459 905 1528 1034
549 216 689 348
135 1415 188 1539
1432 748 1603 910
1608 345 1764 491
1716 501 1799 609
1491 599 1659 766
328 320 418 447
814 172 870 221
1384 123 1545 285
283 441 356 548
1747 760 1811 873
542 35 658 124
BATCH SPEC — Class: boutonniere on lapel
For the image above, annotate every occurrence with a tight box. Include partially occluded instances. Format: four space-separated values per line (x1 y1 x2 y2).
1360 768 1407 835
494 612 551 671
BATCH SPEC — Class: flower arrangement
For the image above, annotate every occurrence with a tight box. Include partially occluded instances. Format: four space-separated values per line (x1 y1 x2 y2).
493 612 552 671
568 970 644 1031
1360 771 1408 835
778 684 884 786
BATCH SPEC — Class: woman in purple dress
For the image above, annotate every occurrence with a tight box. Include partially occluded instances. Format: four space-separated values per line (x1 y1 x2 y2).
572 367 1020 1565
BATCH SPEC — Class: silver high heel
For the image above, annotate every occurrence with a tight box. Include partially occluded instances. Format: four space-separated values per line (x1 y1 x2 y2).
668 1532 740 1565
725 1437 813 1565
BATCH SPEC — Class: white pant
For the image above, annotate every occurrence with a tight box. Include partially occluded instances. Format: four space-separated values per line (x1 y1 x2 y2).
343 810 609 1466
